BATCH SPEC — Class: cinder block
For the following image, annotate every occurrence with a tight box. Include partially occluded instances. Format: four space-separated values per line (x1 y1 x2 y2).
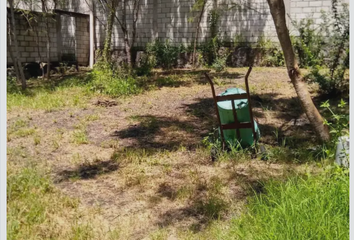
303 7 315 13
295 13 308 19
25 46 34 51
313 12 322 18
291 7 304 13
161 18 171 23
29 41 37 47
30 52 38 57
322 1 332 6
309 1 322 7
25 36 34 41
162 7 171 13
296 2 308 7
316 6 330 12
19 57 27 63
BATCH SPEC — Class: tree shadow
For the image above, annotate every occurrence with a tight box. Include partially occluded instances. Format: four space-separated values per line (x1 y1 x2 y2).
139 75 197 89
183 91 318 148
111 115 207 152
154 162 287 233
55 159 120 183
111 88 323 155
10 71 91 96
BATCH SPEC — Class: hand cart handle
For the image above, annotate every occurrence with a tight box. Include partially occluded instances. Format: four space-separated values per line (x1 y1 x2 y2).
203 65 256 149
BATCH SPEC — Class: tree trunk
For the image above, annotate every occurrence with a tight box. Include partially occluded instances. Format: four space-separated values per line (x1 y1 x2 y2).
267 0 330 142
41 0 51 79
130 0 141 68
45 23 51 79
103 0 115 62
7 17 20 81
121 0 131 68
9 0 26 90
192 0 206 68
124 32 131 67
111 0 141 68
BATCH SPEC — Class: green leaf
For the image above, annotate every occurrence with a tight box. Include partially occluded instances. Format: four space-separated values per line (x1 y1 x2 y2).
333 114 340 121
320 100 330 108
338 99 347 108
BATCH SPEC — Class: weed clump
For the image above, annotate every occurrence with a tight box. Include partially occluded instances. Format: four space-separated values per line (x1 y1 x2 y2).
87 61 141 97
144 39 183 70
292 2 349 94
228 167 349 240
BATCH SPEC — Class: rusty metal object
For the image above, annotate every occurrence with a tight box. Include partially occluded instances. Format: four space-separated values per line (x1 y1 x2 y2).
204 65 256 149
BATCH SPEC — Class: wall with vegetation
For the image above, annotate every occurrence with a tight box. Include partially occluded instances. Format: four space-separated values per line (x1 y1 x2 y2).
7 0 348 65
7 3 90 65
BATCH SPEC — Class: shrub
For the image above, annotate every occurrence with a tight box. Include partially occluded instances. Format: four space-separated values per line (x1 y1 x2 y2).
292 18 325 67
198 36 222 66
233 34 253 49
320 99 349 159
211 55 228 72
292 2 349 94
260 47 285 67
87 61 141 97
199 36 229 71
7 76 20 94
256 36 285 67
135 51 156 76
145 39 183 70
305 63 349 95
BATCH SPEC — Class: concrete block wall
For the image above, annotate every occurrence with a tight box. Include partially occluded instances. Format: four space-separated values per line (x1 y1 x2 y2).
7 12 58 64
91 0 348 49
75 17 90 65
288 0 349 33
8 0 348 66
7 9 90 66
60 15 76 56
92 0 280 49
217 0 279 43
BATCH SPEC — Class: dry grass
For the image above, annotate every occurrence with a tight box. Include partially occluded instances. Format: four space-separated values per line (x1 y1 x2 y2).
7 67 332 239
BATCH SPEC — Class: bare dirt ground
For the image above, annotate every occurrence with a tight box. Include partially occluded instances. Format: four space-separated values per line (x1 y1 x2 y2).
7 67 321 239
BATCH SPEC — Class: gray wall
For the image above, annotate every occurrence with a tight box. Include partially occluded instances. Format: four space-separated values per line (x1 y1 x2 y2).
7 12 58 64
7 0 348 65
90 0 348 49
7 9 90 65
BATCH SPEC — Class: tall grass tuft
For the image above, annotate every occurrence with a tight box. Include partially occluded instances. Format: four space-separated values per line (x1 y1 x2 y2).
226 167 349 240
87 62 141 97
6 162 104 239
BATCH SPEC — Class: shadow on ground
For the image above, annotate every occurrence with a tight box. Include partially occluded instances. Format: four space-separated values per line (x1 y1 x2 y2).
55 159 120 183
154 166 279 233
111 115 210 151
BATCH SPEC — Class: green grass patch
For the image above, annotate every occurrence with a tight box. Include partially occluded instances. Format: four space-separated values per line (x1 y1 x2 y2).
84 114 100 122
71 129 89 145
7 86 91 111
11 128 36 138
196 196 228 219
7 162 94 240
7 119 37 139
87 66 142 97
224 167 349 240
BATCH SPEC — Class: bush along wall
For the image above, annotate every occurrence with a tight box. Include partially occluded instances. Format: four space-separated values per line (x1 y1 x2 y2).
130 36 285 71
292 2 349 95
